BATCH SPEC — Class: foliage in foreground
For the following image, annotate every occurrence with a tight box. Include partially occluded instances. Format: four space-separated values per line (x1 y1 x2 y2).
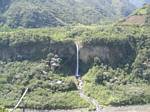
0 107 7 112
83 65 150 106
0 24 149 109
0 61 90 109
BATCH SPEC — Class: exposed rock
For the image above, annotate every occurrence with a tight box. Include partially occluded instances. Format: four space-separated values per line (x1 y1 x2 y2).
0 38 135 74
79 39 135 68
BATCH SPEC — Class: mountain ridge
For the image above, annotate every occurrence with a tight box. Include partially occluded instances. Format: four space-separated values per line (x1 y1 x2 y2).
0 0 135 28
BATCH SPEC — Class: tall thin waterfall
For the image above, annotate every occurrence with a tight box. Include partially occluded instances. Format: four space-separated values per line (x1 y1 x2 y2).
75 43 80 77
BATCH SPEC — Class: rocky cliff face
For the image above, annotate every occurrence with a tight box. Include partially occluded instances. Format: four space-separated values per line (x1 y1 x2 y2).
79 39 135 73
0 37 135 74
0 40 75 60
0 38 76 74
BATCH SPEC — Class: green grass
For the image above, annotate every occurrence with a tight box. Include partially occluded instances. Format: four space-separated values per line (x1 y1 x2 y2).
0 61 90 109
83 66 150 106
0 107 8 112
0 24 150 109
23 91 89 109
0 25 149 42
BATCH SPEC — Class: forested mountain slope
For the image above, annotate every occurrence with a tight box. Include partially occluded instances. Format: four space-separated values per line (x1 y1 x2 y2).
0 0 135 28
0 2 150 112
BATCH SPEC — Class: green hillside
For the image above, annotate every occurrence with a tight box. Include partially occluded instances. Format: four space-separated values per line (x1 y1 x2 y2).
0 2 150 111
0 0 135 28
133 4 150 15
0 24 150 110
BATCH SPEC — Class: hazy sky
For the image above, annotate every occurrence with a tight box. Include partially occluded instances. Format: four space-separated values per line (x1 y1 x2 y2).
129 0 150 7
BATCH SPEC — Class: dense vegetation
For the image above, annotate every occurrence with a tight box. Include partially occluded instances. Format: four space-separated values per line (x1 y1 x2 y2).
83 66 150 106
0 0 135 28
82 24 150 106
0 23 149 109
0 4 150 110
133 4 150 15
0 61 90 109
0 107 7 112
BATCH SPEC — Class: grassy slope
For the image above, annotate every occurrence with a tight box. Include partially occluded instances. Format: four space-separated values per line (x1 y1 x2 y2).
0 61 90 109
83 66 150 106
0 24 149 109
0 24 149 41
81 24 150 106
132 4 150 15
0 26 91 109
0 4 149 110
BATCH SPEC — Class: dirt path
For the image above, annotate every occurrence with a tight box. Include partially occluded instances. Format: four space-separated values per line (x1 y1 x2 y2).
77 78 103 112
103 104 150 112
76 78 150 112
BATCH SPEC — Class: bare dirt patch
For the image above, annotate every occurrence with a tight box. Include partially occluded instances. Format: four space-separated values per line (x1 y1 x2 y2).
122 15 147 25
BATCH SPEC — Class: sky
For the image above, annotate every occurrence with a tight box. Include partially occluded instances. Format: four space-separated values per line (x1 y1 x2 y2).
129 0 150 7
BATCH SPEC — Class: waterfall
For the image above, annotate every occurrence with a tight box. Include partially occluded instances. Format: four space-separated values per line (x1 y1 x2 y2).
75 43 80 77
75 42 103 112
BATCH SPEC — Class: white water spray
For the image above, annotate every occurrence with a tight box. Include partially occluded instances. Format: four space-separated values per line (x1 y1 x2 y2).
75 43 80 77
75 42 103 112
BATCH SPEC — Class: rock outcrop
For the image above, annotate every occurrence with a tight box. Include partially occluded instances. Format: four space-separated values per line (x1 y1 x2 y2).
0 37 135 74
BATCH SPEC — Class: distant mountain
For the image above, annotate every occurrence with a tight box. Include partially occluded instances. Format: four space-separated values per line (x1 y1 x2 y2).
0 0 135 28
